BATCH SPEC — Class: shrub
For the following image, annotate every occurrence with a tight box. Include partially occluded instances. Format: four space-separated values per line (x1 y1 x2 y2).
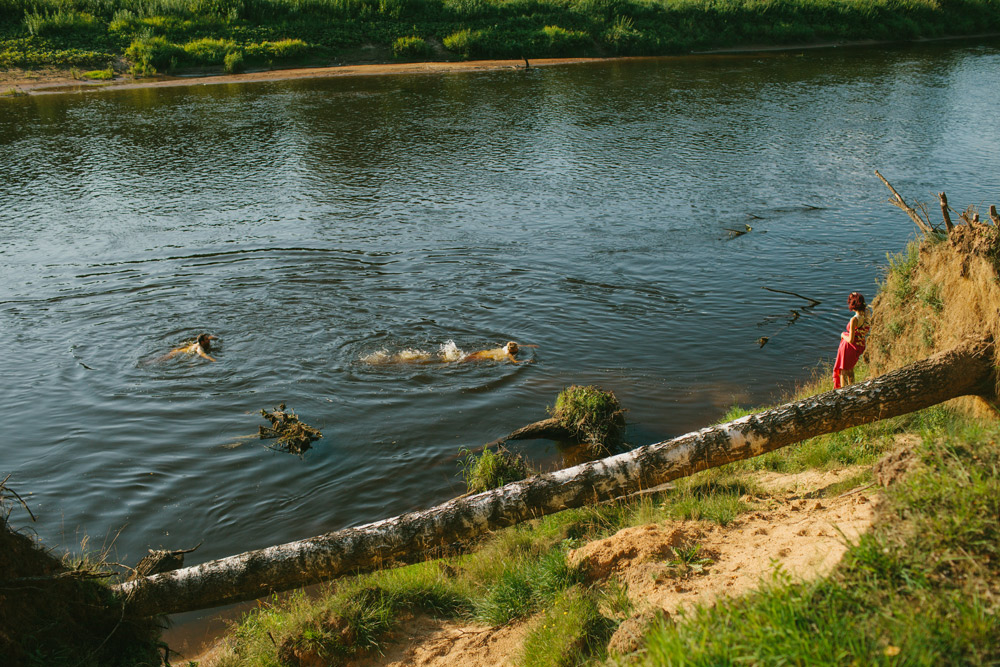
460 446 529 493
537 25 592 56
125 34 183 76
183 37 237 64
442 27 484 58
224 49 244 72
392 35 432 59
603 14 643 53
244 38 310 62
82 68 114 79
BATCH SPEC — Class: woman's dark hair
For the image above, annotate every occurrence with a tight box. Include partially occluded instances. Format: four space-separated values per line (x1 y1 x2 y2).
197 333 212 348
847 292 866 311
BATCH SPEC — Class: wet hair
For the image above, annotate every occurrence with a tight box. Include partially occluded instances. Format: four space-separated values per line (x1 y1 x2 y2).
847 292 866 311
197 333 213 348
505 341 519 354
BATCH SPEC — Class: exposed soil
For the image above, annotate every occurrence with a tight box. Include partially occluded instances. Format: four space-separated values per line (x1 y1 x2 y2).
569 468 874 620
345 615 530 667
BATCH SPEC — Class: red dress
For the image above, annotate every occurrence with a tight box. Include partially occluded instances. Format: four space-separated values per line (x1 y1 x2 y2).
833 315 869 388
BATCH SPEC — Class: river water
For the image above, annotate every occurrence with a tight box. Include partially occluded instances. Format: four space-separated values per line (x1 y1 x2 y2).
2 42 999 606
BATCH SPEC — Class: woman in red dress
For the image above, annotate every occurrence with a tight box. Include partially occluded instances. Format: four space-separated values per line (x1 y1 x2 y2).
833 292 870 389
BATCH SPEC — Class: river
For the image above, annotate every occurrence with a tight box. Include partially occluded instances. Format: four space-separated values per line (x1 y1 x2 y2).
1 40 999 639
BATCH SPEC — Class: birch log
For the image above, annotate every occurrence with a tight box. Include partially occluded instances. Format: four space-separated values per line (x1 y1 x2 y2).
116 337 995 616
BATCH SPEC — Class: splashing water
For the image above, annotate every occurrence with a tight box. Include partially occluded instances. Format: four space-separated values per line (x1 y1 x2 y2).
438 340 464 361
361 340 467 364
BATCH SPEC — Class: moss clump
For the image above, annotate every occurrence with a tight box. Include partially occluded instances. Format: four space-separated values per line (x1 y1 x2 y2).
461 446 530 493
550 385 627 456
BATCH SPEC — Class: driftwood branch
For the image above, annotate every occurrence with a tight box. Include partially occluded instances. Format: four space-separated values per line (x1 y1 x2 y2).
761 287 821 307
938 192 955 232
990 205 999 226
482 417 571 449
114 337 995 617
876 170 936 236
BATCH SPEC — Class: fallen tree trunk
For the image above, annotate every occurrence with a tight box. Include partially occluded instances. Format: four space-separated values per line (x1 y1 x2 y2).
116 337 995 616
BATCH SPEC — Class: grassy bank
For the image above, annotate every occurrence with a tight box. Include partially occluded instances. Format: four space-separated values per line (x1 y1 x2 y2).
1 0 999 76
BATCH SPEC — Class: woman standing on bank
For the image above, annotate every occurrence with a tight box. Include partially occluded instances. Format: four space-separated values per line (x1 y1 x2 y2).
833 292 871 389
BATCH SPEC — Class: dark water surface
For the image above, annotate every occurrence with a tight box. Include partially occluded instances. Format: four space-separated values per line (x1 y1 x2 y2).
2 41 999 630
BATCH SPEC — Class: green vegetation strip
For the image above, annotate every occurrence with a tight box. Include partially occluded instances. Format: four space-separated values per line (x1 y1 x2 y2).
2 0 999 75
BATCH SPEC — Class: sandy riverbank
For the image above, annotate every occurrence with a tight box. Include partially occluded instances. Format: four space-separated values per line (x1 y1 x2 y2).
1 56 607 95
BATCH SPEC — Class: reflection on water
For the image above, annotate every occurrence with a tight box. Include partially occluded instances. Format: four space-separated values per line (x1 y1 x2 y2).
1 44 999 621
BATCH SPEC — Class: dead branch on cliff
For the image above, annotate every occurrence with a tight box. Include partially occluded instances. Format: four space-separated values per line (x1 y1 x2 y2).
938 192 955 233
876 170 938 236
115 337 996 616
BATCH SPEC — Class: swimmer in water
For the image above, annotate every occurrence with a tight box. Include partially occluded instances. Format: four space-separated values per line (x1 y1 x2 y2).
461 341 522 364
159 333 218 362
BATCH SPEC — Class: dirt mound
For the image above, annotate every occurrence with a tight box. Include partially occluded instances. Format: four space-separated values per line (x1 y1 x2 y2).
344 615 530 667
568 523 698 582
867 221 1000 415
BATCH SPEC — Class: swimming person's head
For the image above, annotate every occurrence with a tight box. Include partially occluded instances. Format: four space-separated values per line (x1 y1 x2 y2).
504 341 519 355
847 292 866 312
197 333 217 350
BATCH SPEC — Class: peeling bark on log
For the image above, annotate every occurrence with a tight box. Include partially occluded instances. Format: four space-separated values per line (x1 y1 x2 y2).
876 170 936 236
115 338 995 617
939 192 954 232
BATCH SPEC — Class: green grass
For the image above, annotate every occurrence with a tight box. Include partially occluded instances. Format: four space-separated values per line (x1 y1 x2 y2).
81 65 112 77
881 239 922 303
636 410 1000 666
460 445 531 493
4 0 1000 75
521 586 616 666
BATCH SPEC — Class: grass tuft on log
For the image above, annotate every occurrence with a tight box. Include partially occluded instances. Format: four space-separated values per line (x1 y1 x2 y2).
549 385 627 456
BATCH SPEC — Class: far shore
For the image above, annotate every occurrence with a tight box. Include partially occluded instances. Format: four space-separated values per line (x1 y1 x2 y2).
4 33 994 97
